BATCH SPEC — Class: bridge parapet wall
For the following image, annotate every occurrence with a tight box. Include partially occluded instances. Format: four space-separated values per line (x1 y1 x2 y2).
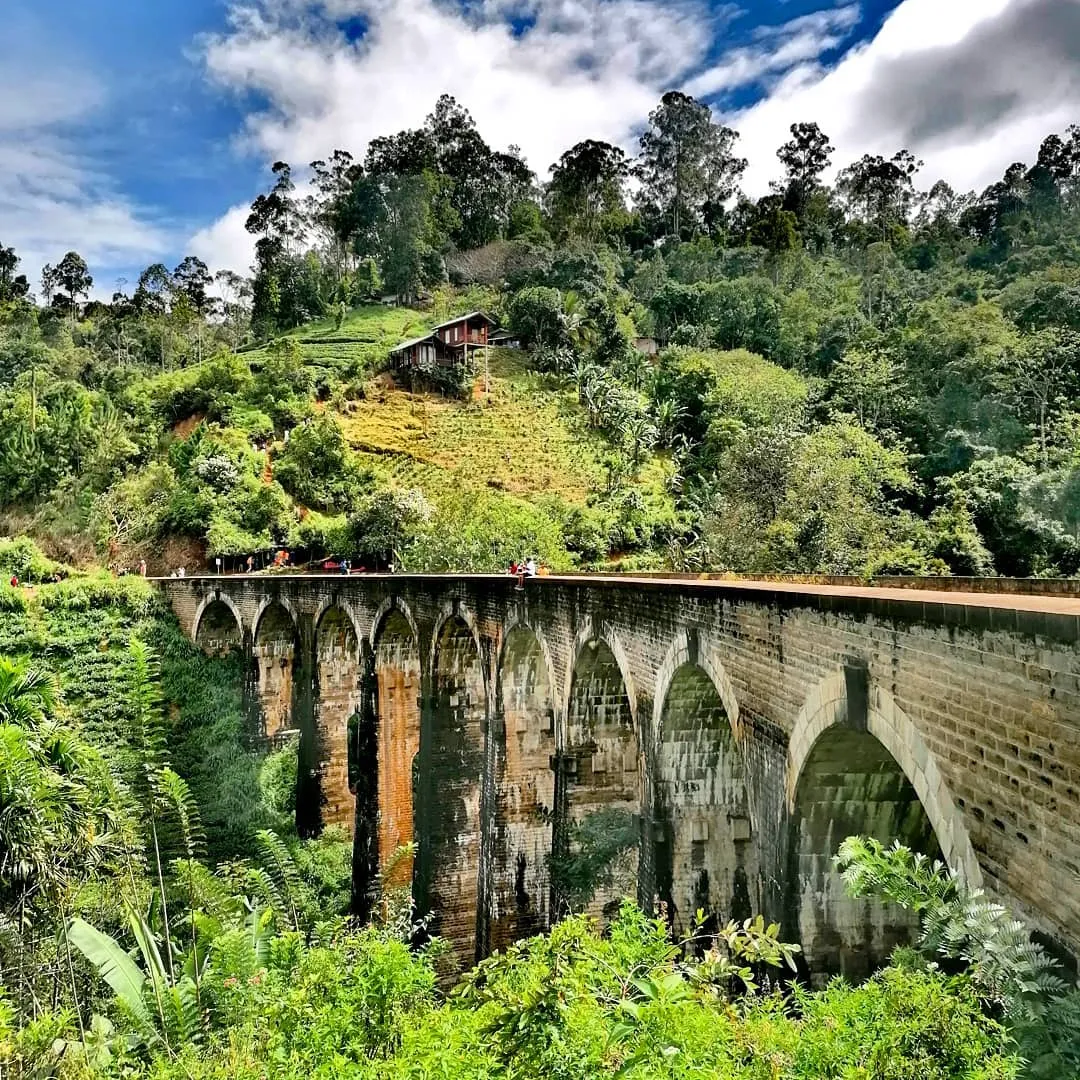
160 574 1080 971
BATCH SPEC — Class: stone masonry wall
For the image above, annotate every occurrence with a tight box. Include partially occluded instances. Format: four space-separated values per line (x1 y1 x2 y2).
167 576 1080 970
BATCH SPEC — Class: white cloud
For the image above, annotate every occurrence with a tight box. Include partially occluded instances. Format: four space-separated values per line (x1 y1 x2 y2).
192 0 1080 270
201 0 718 172
732 0 1080 195
685 4 860 99
189 204 256 278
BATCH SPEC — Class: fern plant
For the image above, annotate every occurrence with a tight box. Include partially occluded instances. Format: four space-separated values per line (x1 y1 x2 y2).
836 835 1080 1079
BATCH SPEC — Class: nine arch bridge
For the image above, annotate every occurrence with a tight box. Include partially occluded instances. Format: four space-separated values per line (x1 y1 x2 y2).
161 573 1080 976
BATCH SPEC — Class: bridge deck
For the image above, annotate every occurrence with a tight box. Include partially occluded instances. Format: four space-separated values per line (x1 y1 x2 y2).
155 573 1080 617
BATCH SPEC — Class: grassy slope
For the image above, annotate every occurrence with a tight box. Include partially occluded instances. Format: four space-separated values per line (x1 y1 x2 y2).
242 304 678 565
243 305 432 380
338 348 609 507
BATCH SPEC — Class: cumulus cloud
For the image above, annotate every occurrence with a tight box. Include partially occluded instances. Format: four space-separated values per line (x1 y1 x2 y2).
733 0 1080 195
685 4 860 99
189 204 255 279
201 0 720 173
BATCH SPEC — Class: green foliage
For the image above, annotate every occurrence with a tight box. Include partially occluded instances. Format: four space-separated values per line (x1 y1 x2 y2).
273 415 369 512
0 535 62 583
837 836 1080 1078
549 808 640 911
791 965 1017 1080
0 657 136 912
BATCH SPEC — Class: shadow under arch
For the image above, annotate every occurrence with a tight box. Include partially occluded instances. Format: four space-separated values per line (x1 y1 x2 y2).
490 622 557 950
651 631 755 938
426 611 488 967
785 669 981 983
313 605 362 833
369 596 421 655
193 594 243 656
556 624 642 921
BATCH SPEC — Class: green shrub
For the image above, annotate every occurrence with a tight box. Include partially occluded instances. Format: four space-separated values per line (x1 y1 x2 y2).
37 574 159 615
791 966 1018 1080
0 582 26 611
0 535 63 583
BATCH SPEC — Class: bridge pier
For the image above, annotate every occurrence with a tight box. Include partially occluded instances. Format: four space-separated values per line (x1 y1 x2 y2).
169 574 1080 975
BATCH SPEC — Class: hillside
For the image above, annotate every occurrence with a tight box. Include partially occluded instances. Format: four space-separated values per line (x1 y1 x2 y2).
9 109 1080 581
0 298 680 575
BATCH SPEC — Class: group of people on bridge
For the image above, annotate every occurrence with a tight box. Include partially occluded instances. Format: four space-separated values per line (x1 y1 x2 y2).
509 557 545 590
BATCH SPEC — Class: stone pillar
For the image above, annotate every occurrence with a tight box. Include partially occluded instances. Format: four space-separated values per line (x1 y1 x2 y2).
477 682 497 961
241 629 259 741
413 663 437 932
550 748 572 919
636 692 656 916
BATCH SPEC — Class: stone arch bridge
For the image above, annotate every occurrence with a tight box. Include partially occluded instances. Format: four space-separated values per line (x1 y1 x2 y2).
161 574 1080 976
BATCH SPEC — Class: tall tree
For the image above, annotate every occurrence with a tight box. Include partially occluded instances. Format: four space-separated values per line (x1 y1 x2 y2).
0 243 30 304
637 91 747 239
836 150 922 239
547 140 629 240
246 161 306 254
172 256 213 316
133 263 174 316
775 122 835 221
41 251 92 326
308 149 366 267
379 174 445 305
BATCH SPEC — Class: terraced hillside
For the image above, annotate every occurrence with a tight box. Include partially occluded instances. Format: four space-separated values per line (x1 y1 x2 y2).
243 305 679 569
242 305 431 380
338 348 608 505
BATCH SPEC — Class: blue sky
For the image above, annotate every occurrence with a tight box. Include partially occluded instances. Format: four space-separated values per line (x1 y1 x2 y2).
2 0 1076 294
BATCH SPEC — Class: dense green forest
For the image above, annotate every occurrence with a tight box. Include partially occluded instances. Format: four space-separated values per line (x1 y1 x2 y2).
7 94 1080 574
1 542 1078 1077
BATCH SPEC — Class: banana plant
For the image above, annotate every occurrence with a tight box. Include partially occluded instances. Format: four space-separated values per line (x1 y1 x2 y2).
67 896 276 1057
67 903 203 1055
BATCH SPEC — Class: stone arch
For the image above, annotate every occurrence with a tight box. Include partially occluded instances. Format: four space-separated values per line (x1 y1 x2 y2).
785 670 980 982
651 632 755 937
560 619 637 740
251 593 301 646
371 606 423 892
429 613 488 965
490 622 557 949
369 596 420 653
651 631 741 748
559 627 641 920
251 600 300 743
314 606 362 833
193 594 243 656
429 603 483 680
313 595 366 645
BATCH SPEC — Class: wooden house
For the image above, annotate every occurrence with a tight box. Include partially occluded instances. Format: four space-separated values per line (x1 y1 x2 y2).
390 311 496 371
